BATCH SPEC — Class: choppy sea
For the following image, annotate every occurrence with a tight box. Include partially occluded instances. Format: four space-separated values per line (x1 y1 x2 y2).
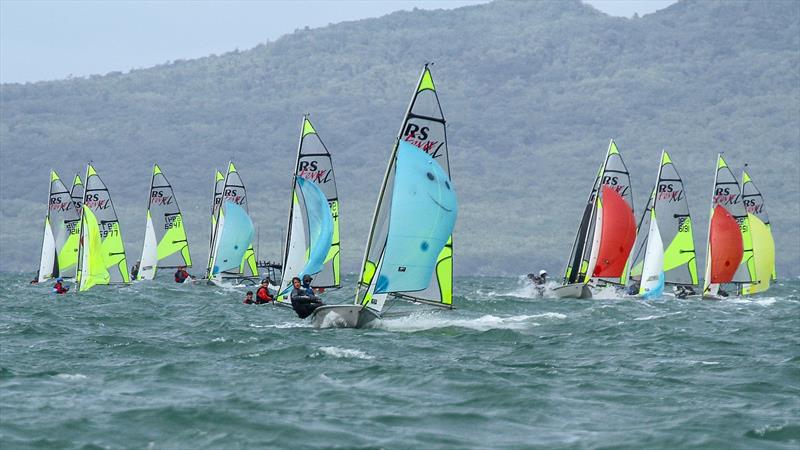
1 274 798 449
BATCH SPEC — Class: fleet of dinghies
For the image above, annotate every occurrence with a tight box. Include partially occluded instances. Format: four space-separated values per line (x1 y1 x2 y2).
35 64 777 326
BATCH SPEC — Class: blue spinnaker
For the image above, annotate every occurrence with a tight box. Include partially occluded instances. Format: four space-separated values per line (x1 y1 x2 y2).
297 177 334 280
375 141 458 294
212 201 255 275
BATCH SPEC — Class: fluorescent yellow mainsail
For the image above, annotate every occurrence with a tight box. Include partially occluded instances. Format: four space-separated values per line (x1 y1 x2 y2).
740 170 775 294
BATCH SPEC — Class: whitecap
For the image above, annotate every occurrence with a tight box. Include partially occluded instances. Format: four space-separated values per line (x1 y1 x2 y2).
381 313 564 332
249 322 307 329
54 373 87 381
211 337 226 342
318 346 374 360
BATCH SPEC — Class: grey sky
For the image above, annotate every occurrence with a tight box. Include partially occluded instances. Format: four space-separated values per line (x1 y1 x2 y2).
0 0 677 84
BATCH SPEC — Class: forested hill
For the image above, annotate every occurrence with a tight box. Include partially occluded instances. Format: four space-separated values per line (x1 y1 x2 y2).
1 0 798 277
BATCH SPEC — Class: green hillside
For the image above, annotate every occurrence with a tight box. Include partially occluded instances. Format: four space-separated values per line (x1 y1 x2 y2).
1 0 798 278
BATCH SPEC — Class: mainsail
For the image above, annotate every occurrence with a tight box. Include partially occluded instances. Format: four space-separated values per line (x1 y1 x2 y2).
282 116 341 288
76 164 130 290
38 170 81 281
740 169 775 294
702 154 752 296
562 140 635 287
208 201 255 277
206 162 258 281
138 164 192 280
356 65 456 313
628 151 698 291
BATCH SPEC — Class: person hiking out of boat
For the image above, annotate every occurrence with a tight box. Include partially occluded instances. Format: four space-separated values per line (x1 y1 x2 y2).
255 279 273 304
130 261 140 280
717 286 729 297
627 281 640 296
243 291 255 304
675 285 696 299
53 278 69 294
30 270 39 284
290 276 324 319
174 266 191 283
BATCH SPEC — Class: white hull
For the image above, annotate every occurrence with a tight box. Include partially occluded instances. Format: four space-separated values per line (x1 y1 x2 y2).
308 305 381 329
553 283 593 299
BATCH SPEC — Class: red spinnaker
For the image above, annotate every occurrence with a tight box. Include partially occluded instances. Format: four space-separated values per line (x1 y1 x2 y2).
709 205 743 283
593 186 637 277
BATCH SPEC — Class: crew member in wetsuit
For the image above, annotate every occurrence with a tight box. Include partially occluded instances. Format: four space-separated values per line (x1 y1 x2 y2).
675 285 696 299
30 270 39 284
131 261 140 280
255 279 273 304
243 291 255 304
174 266 190 283
290 276 324 319
53 278 69 294
627 281 640 296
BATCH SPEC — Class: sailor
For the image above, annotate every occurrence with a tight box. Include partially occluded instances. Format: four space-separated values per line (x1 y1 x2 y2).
174 266 191 283
243 291 255 304
53 278 69 294
627 281 640 296
255 279 273 304
290 276 324 319
130 261 140 280
675 285 696 299
30 270 39 284
535 270 547 285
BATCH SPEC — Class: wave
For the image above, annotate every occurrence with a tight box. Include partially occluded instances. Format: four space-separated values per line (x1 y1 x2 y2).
315 346 374 360
381 312 566 332
54 373 87 381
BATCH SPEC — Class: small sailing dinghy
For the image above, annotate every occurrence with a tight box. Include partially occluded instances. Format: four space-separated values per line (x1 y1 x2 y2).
554 140 637 299
76 164 131 292
206 162 259 284
627 151 698 299
740 168 775 295
38 170 81 282
701 154 753 299
310 65 457 328
275 116 340 307
137 164 192 280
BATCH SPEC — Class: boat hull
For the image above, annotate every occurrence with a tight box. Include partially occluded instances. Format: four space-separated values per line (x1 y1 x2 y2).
553 283 593 299
309 305 381 328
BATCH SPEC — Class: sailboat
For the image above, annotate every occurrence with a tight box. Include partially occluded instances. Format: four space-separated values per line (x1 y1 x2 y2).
138 164 192 280
76 164 131 292
627 151 698 299
740 168 775 295
554 140 637 299
206 162 258 284
37 170 81 282
309 64 457 328
702 154 753 299
275 116 340 306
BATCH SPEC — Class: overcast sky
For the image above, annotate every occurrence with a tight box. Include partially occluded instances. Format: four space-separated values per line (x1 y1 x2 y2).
0 0 677 84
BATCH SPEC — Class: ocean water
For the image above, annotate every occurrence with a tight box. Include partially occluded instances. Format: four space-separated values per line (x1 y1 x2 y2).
1 274 798 449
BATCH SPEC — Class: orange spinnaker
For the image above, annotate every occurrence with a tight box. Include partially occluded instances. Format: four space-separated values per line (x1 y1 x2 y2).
709 205 743 283
593 186 637 277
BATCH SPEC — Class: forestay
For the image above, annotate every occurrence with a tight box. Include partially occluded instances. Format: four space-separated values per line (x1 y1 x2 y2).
138 164 192 280
356 64 455 313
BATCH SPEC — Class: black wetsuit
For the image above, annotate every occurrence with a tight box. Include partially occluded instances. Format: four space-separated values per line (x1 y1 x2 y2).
290 287 323 319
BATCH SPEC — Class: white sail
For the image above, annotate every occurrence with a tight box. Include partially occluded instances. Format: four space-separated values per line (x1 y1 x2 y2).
639 210 665 299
